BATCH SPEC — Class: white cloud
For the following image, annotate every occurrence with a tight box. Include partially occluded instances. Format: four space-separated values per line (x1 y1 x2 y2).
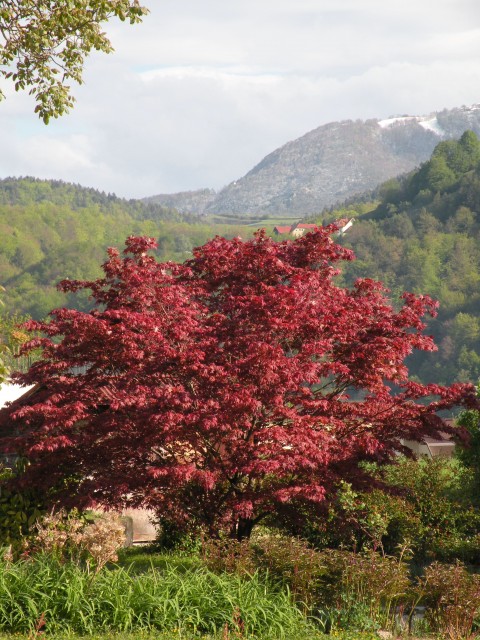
1 0 479 198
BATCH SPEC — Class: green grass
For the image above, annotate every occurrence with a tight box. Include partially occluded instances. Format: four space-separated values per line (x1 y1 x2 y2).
115 547 202 574
205 214 301 227
0 554 313 638
0 546 438 639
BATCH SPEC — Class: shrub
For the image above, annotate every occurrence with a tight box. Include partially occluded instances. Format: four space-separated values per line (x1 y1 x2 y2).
313 480 420 554
316 548 411 631
296 457 480 563
203 532 326 611
383 457 480 563
154 517 202 553
203 531 410 632
34 509 125 572
252 533 326 610
202 536 256 577
0 464 44 550
417 561 480 640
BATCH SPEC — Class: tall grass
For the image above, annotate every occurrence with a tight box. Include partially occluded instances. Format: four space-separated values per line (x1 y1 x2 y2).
0 631 380 640
0 553 310 638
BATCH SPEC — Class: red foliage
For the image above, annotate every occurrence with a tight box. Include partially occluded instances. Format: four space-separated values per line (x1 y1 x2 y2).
0 229 477 538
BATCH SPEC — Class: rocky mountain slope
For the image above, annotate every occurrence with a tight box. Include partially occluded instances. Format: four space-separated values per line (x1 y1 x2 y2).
147 105 480 216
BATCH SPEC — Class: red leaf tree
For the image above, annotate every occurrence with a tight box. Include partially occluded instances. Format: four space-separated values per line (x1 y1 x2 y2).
0 228 477 539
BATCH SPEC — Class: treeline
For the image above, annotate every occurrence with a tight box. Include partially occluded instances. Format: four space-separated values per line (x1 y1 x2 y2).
318 130 480 384
0 176 188 221
0 178 251 318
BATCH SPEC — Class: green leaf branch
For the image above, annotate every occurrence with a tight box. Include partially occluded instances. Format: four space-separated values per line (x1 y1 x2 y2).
0 0 148 122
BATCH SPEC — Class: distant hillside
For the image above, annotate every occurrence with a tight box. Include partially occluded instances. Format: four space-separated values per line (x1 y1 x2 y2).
0 176 182 222
319 130 480 385
0 178 251 319
147 105 480 217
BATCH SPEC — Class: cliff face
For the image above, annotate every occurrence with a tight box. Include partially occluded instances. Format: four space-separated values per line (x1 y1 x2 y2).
147 105 480 216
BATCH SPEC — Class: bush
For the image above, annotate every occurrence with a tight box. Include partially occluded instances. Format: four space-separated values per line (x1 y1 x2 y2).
307 479 420 554
203 531 411 632
253 533 326 610
154 517 202 553
203 532 326 611
316 548 411 632
383 457 480 563
0 464 44 550
202 536 257 577
290 457 480 564
417 561 480 640
33 509 125 572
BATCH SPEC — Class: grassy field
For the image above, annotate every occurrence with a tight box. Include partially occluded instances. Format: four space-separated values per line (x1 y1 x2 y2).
244 218 301 227
205 214 301 227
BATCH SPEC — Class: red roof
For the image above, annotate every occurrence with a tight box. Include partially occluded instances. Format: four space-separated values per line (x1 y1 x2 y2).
295 223 317 230
273 226 293 234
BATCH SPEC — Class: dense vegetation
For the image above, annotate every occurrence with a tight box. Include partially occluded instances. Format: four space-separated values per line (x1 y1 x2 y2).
0 177 251 319
318 130 480 384
2 456 480 640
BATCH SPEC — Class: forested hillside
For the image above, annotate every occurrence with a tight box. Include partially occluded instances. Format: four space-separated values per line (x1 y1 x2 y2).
0 178 250 318
319 130 480 384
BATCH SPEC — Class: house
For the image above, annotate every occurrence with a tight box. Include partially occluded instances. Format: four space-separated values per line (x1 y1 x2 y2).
272 223 318 237
0 382 35 466
272 225 293 236
273 219 355 238
403 434 456 458
338 218 354 235
401 431 457 459
0 382 157 544
290 223 318 238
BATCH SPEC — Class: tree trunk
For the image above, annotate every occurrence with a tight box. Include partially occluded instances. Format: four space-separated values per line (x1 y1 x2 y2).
235 517 254 541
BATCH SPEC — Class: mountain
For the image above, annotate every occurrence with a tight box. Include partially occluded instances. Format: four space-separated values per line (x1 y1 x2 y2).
147 105 480 216
0 176 182 222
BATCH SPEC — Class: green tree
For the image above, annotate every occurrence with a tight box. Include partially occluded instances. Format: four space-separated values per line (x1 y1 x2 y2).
425 155 457 192
450 313 480 347
442 131 480 174
0 0 148 122
446 206 476 234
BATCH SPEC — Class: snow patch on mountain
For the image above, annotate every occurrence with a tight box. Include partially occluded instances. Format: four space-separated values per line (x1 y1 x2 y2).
418 117 444 136
378 116 419 129
378 115 444 136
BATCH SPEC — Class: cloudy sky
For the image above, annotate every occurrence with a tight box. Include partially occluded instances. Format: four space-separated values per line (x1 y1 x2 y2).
1 0 480 198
